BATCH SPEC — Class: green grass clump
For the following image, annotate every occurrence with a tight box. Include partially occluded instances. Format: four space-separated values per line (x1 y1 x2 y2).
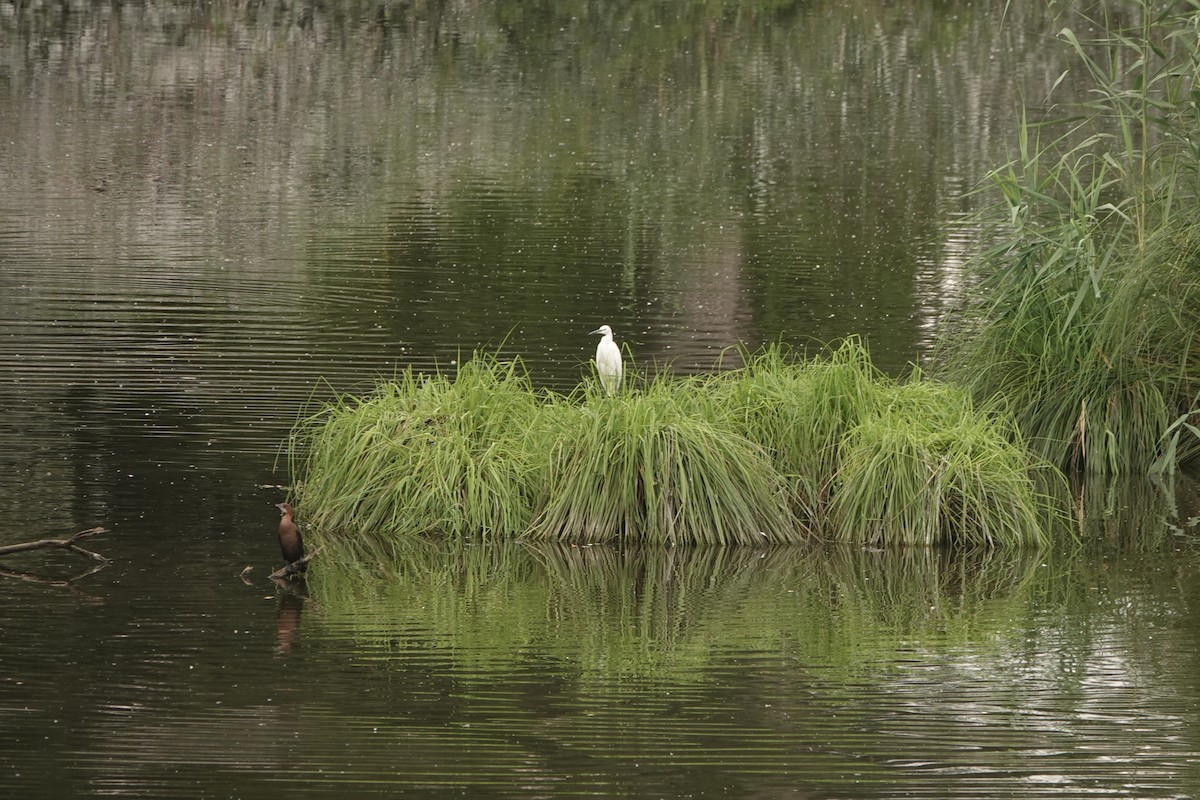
708 339 882 521
831 379 1060 548
292 356 543 540
530 381 803 545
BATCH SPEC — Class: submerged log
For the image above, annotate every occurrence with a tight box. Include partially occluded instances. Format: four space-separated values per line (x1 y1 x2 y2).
0 527 110 562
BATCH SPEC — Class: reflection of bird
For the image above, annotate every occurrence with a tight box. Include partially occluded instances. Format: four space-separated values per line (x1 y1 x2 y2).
274 592 304 655
275 502 306 572
590 324 623 394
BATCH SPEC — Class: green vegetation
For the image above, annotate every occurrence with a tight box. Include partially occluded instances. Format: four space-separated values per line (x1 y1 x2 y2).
293 357 544 539
704 343 879 521
831 379 1058 547
530 380 804 545
935 1 1200 475
281 1 1200 548
289 341 1064 548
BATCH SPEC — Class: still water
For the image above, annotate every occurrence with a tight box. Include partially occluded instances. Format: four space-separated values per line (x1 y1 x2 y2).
1 1 1198 797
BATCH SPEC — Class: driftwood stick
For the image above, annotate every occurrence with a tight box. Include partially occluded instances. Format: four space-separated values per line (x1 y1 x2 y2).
0 527 111 562
269 545 324 580
64 544 108 562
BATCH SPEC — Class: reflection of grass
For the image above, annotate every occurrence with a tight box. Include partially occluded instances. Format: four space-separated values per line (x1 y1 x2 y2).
307 541 1052 681
1067 471 1200 550
291 341 1065 547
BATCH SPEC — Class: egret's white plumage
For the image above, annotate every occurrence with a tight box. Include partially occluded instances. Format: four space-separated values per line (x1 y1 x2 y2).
590 324 622 394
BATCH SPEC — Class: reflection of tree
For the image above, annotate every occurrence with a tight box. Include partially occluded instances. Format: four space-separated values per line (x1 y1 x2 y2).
0 562 108 601
0 0 1092 387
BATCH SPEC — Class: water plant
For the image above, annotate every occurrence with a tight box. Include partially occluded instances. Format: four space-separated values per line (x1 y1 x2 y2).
529 379 803 545
935 1 1200 475
290 355 544 540
288 341 1064 548
707 339 883 521
831 378 1058 548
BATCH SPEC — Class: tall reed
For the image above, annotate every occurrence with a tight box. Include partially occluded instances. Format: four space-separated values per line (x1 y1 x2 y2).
936 1 1200 474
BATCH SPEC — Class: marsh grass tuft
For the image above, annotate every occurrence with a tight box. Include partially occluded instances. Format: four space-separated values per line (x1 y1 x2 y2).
708 339 883 521
292 355 543 540
288 341 1065 548
530 381 803 545
831 378 1060 548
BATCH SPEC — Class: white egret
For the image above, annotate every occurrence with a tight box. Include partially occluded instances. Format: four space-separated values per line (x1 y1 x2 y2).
590 324 622 394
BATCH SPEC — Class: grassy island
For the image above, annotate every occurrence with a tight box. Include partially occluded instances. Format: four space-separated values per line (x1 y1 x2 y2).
288 340 1064 548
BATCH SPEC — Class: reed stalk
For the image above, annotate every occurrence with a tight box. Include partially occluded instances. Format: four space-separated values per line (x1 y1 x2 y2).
935 1 1200 475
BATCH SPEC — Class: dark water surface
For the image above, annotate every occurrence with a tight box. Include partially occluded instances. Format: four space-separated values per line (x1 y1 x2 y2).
2 2 1199 797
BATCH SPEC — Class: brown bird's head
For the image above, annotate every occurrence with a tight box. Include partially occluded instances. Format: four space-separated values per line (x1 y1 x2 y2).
276 502 294 516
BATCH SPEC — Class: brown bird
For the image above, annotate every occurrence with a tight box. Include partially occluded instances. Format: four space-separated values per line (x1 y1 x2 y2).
275 502 307 573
